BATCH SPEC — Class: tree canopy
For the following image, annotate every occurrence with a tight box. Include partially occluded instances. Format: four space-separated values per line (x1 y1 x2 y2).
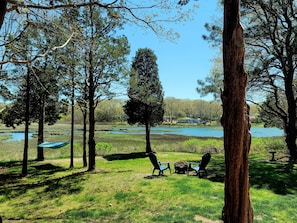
124 48 164 153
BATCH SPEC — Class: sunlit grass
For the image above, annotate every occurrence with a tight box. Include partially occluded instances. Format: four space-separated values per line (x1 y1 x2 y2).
1 123 296 222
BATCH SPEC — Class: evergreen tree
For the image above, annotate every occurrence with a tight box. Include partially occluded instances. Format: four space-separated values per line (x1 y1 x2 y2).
124 48 164 153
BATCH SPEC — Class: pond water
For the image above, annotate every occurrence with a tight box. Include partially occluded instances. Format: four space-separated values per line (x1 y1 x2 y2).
5 132 34 142
111 126 284 138
2 126 283 141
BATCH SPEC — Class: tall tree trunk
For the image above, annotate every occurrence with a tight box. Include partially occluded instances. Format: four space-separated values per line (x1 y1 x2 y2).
0 0 6 30
22 67 30 176
88 91 96 171
221 0 253 222
37 94 45 161
145 106 152 153
70 70 75 169
88 52 96 171
83 109 87 167
82 74 88 167
284 72 297 162
145 121 152 153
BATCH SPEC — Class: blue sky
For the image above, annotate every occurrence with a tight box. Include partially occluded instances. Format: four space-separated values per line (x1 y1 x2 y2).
124 1 220 100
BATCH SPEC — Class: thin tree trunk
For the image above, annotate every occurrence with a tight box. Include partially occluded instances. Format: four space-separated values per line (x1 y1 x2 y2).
70 71 75 169
145 121 152 153
88 95 96 171
221 0 253 222
37 94 45 161
83 110 87 167
88 51 96 171
22 67 30 176
145 106 152 153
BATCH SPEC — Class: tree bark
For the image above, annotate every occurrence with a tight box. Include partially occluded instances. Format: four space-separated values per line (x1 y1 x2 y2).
37 94 45 161
221 0 253 222
22 67 30 176
0 0 6 30
70 68 75 169
145 122 152 153
145 106 152 153
88 96 96 171
284 71 297 162
88 51 96 171
83 109 87 167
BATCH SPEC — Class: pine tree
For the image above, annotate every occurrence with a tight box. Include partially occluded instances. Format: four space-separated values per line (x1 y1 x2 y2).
124 48 164 153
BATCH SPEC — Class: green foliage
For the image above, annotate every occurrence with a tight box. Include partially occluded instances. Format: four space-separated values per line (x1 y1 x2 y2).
124 48 164 127
182 138 224 153
251 137 286 153
96 142 112 155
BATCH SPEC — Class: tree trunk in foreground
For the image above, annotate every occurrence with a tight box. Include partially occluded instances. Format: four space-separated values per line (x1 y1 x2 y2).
221 0 253 222
0 1 6 30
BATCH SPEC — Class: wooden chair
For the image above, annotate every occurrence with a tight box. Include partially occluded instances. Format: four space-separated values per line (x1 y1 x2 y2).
187 152 211 178
148 152 171 175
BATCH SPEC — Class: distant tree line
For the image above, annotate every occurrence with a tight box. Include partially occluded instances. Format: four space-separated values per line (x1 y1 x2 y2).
33 97 259 125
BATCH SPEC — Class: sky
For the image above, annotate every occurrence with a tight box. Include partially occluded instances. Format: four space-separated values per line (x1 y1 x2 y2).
124 1 221 101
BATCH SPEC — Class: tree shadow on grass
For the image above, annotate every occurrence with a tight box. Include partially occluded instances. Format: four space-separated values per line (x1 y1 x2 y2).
248 160 297 194
206 158 297 195
0 160 36 185
0 160 86 202
144 174 169 179
103 152 147 161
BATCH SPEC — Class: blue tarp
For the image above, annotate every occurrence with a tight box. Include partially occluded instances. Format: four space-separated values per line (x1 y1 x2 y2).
38 141 69 149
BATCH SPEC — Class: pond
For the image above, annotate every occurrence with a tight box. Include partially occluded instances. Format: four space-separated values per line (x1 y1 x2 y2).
111 126 284 138
5 132 34 142
2 126 283 142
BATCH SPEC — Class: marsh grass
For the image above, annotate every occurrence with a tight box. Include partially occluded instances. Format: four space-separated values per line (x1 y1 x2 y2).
1 124 296 222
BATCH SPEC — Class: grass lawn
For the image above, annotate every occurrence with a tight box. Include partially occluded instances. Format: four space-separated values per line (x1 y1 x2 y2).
0 124 297 222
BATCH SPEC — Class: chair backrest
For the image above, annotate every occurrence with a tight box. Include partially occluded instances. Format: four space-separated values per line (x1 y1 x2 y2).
148 152 160 170
199 152 211 170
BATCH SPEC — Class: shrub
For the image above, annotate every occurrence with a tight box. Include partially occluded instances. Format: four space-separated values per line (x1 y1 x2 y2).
96 142 112 155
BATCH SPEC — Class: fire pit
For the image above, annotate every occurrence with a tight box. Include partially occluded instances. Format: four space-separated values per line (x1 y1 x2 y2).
174 161 188 174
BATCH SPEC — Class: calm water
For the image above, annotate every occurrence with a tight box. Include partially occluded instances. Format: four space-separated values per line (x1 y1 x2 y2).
3 126 283 141
5 132 34 142
112 126 284 138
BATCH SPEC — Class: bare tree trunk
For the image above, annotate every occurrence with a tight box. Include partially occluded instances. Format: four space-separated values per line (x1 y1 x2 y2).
0 1 6 30
70 69 75 169
83 110 87 167
37 94 45 161
22 67 30 176
145 122 152 153
221 0 253 222
144 106 152 153
88 52 96 171
285 75 297 162
88 94 96 171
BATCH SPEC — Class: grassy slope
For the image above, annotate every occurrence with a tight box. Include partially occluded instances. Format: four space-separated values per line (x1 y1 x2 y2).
1 152 297 223
1 124 296 222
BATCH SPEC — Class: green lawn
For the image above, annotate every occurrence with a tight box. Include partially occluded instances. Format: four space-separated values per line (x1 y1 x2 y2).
0 124 296 222
1 151 297 223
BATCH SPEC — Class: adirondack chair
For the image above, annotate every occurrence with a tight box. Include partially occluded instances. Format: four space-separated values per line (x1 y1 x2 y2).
187 152 211 178
148 152 171 175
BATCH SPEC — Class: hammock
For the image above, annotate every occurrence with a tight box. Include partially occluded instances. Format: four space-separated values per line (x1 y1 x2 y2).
38 141 70 149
